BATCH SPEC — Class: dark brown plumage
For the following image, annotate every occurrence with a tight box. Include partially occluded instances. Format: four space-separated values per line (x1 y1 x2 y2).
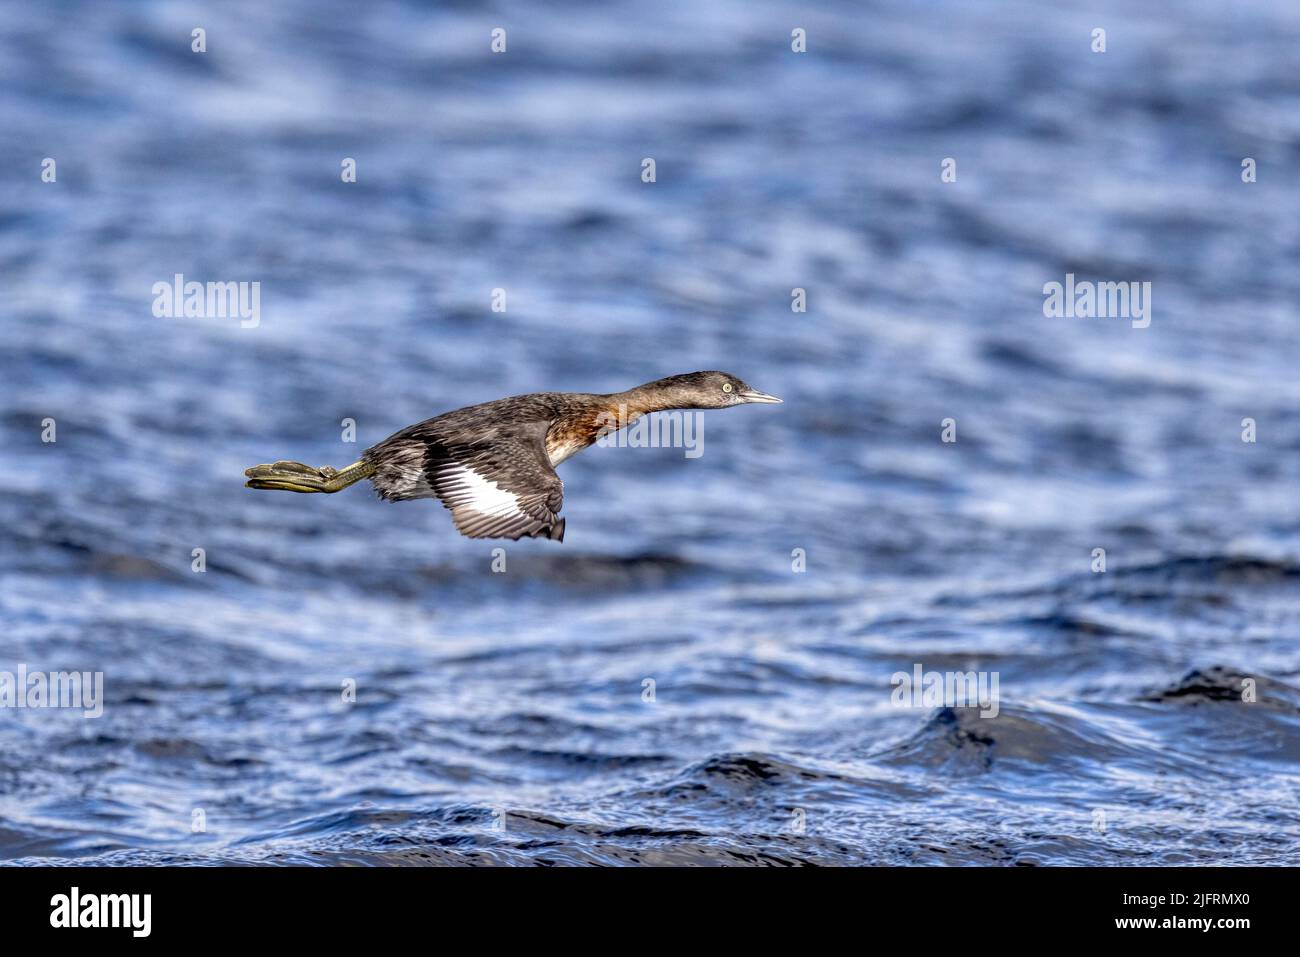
244 371 782 542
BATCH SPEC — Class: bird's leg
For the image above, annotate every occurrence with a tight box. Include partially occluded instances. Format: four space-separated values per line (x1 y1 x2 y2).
243 460 373 494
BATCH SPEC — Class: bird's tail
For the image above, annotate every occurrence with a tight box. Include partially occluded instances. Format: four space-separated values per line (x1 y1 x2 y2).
243 459 375 494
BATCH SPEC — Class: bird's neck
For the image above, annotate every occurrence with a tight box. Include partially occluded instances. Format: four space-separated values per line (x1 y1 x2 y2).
546 388 667 464
608 382 684 418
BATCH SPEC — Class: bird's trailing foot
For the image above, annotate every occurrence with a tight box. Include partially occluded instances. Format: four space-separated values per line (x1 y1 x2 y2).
243 460 373 494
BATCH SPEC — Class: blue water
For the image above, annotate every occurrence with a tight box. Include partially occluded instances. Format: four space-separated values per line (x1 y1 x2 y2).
2 0 1299 865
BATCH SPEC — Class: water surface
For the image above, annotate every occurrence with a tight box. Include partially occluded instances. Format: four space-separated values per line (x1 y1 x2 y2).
1 0 1298 865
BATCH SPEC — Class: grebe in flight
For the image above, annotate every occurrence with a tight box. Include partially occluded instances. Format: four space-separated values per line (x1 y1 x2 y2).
244 371 781 542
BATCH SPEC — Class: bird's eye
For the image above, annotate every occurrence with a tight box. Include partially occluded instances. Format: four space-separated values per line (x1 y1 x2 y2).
722 383 733 393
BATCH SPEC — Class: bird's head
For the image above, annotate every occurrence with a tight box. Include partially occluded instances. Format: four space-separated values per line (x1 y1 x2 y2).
637 371 783 410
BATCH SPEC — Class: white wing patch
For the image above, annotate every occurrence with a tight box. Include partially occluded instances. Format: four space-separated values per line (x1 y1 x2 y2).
436 463 525 517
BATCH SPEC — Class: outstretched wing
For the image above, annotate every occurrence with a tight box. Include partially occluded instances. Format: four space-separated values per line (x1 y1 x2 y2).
425 432 565 541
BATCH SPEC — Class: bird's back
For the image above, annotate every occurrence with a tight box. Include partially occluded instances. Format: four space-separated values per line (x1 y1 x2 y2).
361 390 609 504
368 391 603 449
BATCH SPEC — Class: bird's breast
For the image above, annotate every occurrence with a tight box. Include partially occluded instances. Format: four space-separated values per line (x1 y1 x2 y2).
545 406 629 466
546 437 586 467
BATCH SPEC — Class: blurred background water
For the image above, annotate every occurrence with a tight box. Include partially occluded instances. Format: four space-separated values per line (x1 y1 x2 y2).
1 0 1298 865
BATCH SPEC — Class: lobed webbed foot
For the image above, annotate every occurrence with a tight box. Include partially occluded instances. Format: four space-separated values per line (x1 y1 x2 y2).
244 460 374 494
